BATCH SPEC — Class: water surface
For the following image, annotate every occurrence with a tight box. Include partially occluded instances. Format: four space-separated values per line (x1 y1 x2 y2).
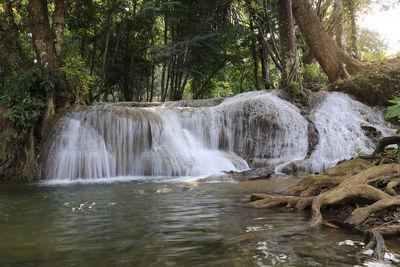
0 178 398 266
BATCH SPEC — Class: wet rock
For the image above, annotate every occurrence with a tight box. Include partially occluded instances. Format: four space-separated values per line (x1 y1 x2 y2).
249 158 270 169
361 124 382 141
225 167 274 181
279 160 313 175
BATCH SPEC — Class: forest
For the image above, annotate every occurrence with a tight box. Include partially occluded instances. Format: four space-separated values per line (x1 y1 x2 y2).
1 0 399 121
2 0 400 265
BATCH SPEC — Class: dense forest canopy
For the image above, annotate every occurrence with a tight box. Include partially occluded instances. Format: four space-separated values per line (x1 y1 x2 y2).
1 0 399 138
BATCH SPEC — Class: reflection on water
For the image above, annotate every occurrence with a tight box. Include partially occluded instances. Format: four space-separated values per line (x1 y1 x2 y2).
0 178 399 266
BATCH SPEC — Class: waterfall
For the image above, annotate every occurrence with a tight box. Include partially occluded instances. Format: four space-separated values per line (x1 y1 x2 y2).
306 92 393 173
41 91 394 180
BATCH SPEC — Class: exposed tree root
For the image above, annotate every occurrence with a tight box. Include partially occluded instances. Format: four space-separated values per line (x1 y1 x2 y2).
282 158 372 196
247 142 400 265
346 197 400 227
246 193 314 210
373 136 400 155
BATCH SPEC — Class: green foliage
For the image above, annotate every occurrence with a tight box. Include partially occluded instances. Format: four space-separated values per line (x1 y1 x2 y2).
3 0 398 104
288 81 301 97
386 97 400 119
384 148 399 155
358 28 389 62
60 56 94 100
354 147 366 157
301 63 328 84
211 80 233 98
0 65 57 141
386 98 400 162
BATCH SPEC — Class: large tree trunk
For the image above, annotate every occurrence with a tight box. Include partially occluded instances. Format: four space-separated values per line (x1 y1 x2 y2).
277 0 302 95
28 0 57 139
28 0 68 138
28 0 56 69
0 1 31 69
292 0 361 82
53 0 68 65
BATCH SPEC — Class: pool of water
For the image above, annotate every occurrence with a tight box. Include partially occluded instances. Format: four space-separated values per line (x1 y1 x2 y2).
0 177 398 266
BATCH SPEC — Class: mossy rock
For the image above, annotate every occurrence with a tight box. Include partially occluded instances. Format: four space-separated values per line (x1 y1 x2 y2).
0 105 38 182
330 57 400 106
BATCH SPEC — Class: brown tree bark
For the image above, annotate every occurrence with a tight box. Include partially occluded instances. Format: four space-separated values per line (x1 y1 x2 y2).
333 0 344 49
53 0 69 65
28 0 68 138
249 20 260 91
277 0 302 94
258 32 273 89
97 11 113 101
126 0 138 101
160 6 169 102
28 0 56 69
292 0 362 82
0 1 31 69
345 0 358 57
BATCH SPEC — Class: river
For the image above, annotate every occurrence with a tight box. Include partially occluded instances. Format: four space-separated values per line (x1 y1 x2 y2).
2 176 393 266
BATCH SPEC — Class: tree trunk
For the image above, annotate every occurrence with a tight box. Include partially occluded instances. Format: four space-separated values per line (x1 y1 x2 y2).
1 1 31 69
53 0 69 65
259 32 273 89
81 35 89 59
292 0 362 82
345 0 357 57
160 8 168 102
97 11 113 101
277 0 302 94
150 64 155 102
334 0 344 49
127 0 138 101
29 0 56 69
249 20 260 91
28 0 68 138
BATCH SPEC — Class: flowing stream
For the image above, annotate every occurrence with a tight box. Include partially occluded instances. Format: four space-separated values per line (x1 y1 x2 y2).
2 91 399 266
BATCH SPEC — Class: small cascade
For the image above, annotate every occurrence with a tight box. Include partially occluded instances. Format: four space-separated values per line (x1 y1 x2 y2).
41 90 394 180
306 92 393 172
43 106 248 179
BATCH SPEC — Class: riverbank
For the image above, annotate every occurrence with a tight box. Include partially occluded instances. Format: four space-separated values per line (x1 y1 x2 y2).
246 150 400 265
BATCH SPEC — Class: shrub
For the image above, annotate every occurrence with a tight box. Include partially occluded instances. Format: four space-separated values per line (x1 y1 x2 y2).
301 63 328 84
0 65 58 141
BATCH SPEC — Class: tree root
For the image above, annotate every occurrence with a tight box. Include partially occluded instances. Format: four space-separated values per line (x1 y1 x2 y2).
248 156 400 265
346 197 400 227
386 179 400 195
247 193 314 210
373 136 400 155
282 158 372 196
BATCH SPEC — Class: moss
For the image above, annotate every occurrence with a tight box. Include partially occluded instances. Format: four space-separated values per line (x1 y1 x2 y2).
288 81 302 97
330 56 400 106
0 105 38 182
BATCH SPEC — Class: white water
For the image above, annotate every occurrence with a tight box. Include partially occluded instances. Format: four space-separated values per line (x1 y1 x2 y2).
41 91 394 181
307 92 394 173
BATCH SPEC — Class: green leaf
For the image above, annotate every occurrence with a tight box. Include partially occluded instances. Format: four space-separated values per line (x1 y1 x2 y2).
386 105 400 118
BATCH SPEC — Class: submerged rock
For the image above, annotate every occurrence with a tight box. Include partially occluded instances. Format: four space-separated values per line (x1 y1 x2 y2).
225 167 275 181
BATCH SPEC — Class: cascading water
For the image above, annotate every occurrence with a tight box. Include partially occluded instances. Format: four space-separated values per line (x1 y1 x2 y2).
41 90 394 181
306 92 394 173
